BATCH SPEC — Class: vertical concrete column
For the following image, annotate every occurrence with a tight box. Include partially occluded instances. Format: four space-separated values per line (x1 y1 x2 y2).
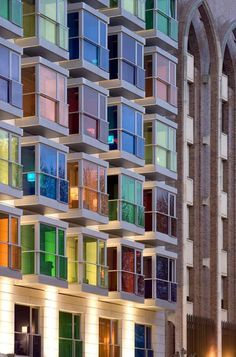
43 287 59 357
0 278 14 354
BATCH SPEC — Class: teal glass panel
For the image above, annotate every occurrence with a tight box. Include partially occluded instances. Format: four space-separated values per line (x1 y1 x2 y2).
59 25 68 50
59 311 73 339
110 0 118 7
170 18 178 41
169 152 177 172
59 256 67 280
74 315 80 340
137 206 145 227
124 0 135 14
0 0 9 20
157 122 168 148
58 229 65 255
122 175 135 203
22 146 35 172
157 12 169 35
137 0 145 20
59 340 72 357
40 252 56 277
12 0 23 26
156 147 167 167
168 127 176 151
109 201 118 221
146 0 154 9
158 0 169 15
58 0 65 25
136 182 142 206
122 202 135 224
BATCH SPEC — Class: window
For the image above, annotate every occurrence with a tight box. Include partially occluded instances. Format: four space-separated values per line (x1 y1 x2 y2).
23 0 68 50
68 85 108 143
68 10 109 71
14 304 41 357
144 53 177 107
22 144 68 204
0 45 22 108
0 214 20 270
59 311 82 357
108 104 144 159
99 318 120 357
145 0 178 41
0 0 22 27
21 223 67 280
124 0 145 20
107 245 144 296
156 188 176 237
108 33 145 90
156 256 176 302
0 129 22 189
135 324 153 357
68 160 108 216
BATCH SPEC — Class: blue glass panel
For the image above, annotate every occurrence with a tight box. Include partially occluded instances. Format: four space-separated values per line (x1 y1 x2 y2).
156 256 168 280
58 153 65 179
40 174 56 199
108 130 118 150
137 113 142 136
136 137 144 159
135 350 145 357
145 280 152 298
22 146 35 173
68 12 78 38
147 350 154 357
69 38 79 60
23 173 36 196
84 41 99 66
135 324 145 348
156 280 169 301
122 105 135 133
12 53 20 82
59 179 68 203
0 45 9 78
122 61 135 85
171 282 177 302
100 21 106 47
100 47 109 71
108 106 117 129
0 78 8 102
40 145 57 176
10 81 22 108
122 132 135 154
136 68 145 90
108 35 118 58
137 43 143 67
122 34 135 63
84 11 98 43
146 326 152 349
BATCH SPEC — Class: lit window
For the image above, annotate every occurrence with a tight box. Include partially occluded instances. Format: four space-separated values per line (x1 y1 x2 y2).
99 318 120 357
135 324 153 357
14 304 41 357
59 311 82 357
0 214 20 270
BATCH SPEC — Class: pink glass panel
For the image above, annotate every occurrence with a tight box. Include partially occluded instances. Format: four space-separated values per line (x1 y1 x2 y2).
83 115 98 138
157 54 169 82
170 85 178 107
58 74 65 102
157 80 168 101
40 65 56 99
84 86 98 117
83 160 98 190
59 102 68 127
40 96 56 121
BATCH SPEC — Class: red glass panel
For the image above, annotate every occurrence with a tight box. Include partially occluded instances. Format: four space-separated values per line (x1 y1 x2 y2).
144 190 152 211
145 78 153 97
156 188 168 214
156 213 168 234
137 275 144 296
83 161 98 190
107 247 117 270
122 246 134 272
108 271 117 291
69 113 79 134
23 94 35 117
11 245 21 270
83 188 98 212
84 86 98 117
144 256 152 278
68 88 78 113
0 243 8 267
145 213 152 232
122 272 134 293
171 218 177 237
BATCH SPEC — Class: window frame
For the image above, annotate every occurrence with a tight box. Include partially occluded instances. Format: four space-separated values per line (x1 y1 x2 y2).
99 318 120 357
59 311 83 357
134 323 154 356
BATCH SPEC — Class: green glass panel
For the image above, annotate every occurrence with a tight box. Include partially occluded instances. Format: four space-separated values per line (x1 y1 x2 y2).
58 0 65 25
0 129 9 160
59 25 68 50
11 136 19 163
169 152 177 172
40 253 56 277
157 122 168 148
157 12 169 35
11 0 23 26
0 160 8 185
158 0 169 15
75 340 83 357
170 18 178 41
21 225 35 251
83 237 97 264
145 146 153 164
137 0 145 20
74 315 80 340
23 15 35 37
40 224 56 254
109 201 118 221
122 175 135 203
40 17 56 45
110 0 118 7
58 229 65 256
11 163 22 189
83 263 97 285
0 0 9 20
23 0 35 14
59 256 67 280
22 252 34 274
122 201 135 224
136 182 142 206
156 147 167 168
137 206 145 227
170 0 176 18
59 339 72 357
168 127 176 151
144 123 152 145
146 0 154 10
124 0 135 14
40 0 56 21
59 311 73 339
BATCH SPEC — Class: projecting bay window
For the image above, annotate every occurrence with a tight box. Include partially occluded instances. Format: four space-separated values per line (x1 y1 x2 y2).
0 43 22 110
145 51 177 108
0 0 22 27
107 241 144 297
144 119 177 172
144 253 177 303
67 231 108 292
108 102 144 159
108 173 144 228
68 156 108 217
144 187 177 238
59 311 82 357
108 31 145 90
68 6 109 72
22 0 68 50
21 220 67 283
146 0 178 41
21 142 68 205
109 0 145 21
22 61 68 128
68 82 108 143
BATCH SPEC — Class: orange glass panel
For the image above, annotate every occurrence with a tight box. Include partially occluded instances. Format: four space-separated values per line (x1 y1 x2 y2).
83 161 98 190
0 242 8 267
11 217 18 244
40 65 57 99
23 94 35 117
83 188 98 212
99 318 110 344
67 163 78 187
157 80 168 101
22 67 35 94
11 245 21 270
69 186 79 209
0 216 8 243
40 96 56 121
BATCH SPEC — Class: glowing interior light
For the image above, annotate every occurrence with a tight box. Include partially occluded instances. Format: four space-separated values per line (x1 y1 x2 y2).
21 326 28 333
108 135 114 144
27 172 36 182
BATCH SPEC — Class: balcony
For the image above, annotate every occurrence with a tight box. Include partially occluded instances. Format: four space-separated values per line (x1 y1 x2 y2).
0 204 22 280
144 247 177 310
136 114 177 182
100 26 145 99
135 181 177 246
60 78 109 154
15 136 69 214
61 3 109 81
100 97 145 168
58 153 109 226
139 0 178 51
20 215 68 289
101 0 145 31
99 168 145 236
16 0 68 61
66 227 109 297
100 238 145 304
0 0 23 38
136 46 178 116
0 39 23 119
15 57 69 138
0 122 23 200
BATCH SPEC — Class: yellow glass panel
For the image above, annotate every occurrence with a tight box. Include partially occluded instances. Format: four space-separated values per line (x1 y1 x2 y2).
0 130 8 160
84 263 97 285
0 160 8 185
67 237 77 283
